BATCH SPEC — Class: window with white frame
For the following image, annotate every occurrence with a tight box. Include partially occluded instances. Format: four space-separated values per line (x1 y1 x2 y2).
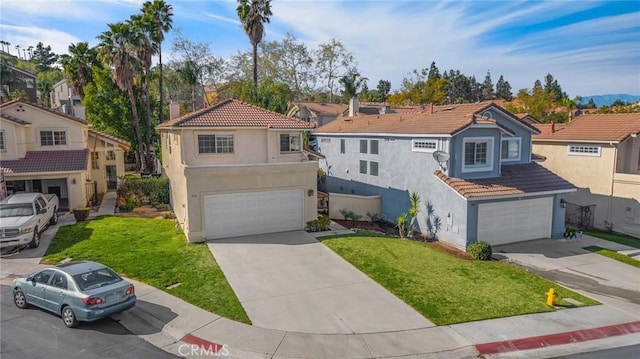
568 144 601 156
463 137 494 172
106 151 116 161
412 139 438 152
359 160 368 174
370 161 379 176
40 130 67 146
501 137 521 161
0 130 5 152
91 152 99 169
280 133 301 153
360 139 368 154
340 139 345 153
370 140 379 154
198 134 234 154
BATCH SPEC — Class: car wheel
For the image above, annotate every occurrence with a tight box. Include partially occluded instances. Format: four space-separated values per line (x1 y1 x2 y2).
13 288 29 309
49 210 58 225
28 229 40 248
61 306 79 328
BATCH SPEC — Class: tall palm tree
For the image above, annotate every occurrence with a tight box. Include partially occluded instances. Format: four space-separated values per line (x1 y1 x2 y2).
97 22 148 173
142 0 173 124
236 0 272 88
59 42 99 99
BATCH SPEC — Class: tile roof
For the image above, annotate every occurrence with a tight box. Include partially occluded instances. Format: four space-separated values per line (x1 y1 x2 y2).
0 99 88 125
157 99 314 129
293 102 346 116
533 113 640 142
315 101 534 135
88 129 131 151
1 150 89 174
0 113 31 126
435 163 575 199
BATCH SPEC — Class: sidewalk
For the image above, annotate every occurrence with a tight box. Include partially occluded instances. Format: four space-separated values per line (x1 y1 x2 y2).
2 211 639 358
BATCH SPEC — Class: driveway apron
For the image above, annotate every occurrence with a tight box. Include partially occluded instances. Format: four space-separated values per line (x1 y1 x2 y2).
207 231 434 334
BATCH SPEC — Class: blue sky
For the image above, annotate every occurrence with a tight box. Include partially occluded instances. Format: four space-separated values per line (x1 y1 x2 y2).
1 0 639 97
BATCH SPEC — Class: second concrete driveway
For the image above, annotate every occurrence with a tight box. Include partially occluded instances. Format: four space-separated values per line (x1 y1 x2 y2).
207 231 434 334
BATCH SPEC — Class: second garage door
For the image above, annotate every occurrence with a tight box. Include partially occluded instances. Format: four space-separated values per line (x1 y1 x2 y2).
477 197 552 245
204 190 304 240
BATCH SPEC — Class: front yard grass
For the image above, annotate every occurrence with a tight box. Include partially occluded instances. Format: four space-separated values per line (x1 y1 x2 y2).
583 246 640 268
584 229 640 249
323 236 599 325
42 216 251 324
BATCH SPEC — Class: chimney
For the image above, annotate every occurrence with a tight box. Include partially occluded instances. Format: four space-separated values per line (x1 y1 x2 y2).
169 101 180 120
551 121 555 133
429 103 434 115
348 96 359 117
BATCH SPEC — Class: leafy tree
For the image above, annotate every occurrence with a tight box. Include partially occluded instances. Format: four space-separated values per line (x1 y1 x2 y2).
273 33 314 99
236 0 272 88
31 42 59 72
36 70 63 107
9 89 28 100
495 75 512 101
339 71 367 100
377 79 391 100
315 38 355 101
0 55 18 99
427 61 440 81
225 78 291 113
543 73 563 102
506 87 556 122
58 42 99 99
586 98 597 109
481 70 494 100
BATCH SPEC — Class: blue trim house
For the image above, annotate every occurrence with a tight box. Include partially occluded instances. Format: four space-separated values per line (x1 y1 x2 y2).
314 102 576 250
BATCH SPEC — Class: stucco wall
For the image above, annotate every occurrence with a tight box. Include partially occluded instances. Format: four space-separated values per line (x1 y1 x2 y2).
328 192 381 219
449 128 501 179
181 161 318 242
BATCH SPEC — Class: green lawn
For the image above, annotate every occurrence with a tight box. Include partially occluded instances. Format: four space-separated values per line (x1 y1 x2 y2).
584 230 640 249
323 236 599 325
43 216 250 324
583 246 640 268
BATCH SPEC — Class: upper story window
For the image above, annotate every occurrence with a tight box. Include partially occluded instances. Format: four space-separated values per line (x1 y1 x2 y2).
360 139 368 154
40 130 67 146
91 152 99 169
370 140 379 154
340 139 345 154
463 137 494 173
280 133 301 153
198 134 234 154
568 144 600 157
412 139 438 152
501 138 521 162
0 130 5 152
106 151 116 161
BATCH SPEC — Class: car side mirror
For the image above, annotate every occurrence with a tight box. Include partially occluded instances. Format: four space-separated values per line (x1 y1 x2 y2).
26 276 34 283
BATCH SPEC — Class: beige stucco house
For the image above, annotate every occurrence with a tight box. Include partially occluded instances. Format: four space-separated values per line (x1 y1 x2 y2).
156 99 318 242
287 102 347 127
532 113 640 236
0 99 130 210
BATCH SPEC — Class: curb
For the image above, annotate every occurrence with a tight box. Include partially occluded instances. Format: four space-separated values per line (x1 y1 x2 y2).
475 321 640 355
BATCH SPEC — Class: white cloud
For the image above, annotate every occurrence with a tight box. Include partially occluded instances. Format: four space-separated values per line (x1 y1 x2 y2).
0 0 99 21
0 24 82 56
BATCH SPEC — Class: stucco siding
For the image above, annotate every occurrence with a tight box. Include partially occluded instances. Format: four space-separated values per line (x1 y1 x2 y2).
449 128 501 179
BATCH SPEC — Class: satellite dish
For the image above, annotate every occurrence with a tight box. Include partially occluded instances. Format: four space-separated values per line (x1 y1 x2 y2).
432 150 450 163
432 150 450 171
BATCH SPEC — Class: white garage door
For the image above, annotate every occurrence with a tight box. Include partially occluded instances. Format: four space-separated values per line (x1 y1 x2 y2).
477 197 552 245
204 190 304 239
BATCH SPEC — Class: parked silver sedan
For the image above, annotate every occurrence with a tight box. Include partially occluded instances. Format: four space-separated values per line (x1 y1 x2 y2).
12 261 136 328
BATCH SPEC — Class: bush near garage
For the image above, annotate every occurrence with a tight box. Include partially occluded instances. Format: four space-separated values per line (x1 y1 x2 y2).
117 176 169 209
467 241 493 260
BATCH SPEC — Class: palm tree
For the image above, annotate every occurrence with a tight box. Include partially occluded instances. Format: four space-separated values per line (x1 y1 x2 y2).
142 0 173 124
59 42 99 99
339 72 368 99
15 45 21 59
97 22 148 173
236 0 272 88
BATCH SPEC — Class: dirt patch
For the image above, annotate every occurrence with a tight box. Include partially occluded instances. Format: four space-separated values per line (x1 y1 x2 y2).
117 205 166 219
333 219 387 233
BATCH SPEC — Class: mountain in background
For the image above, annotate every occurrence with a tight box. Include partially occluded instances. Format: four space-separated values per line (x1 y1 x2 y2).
578 94 640 108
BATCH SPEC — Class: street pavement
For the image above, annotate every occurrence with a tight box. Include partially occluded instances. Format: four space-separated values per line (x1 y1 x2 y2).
1 199 639 359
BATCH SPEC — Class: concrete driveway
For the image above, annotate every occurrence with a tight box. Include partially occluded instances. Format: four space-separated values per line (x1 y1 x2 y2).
207 231 434 334
493 236 640 315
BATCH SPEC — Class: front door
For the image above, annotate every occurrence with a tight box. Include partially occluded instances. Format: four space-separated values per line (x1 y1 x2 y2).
106 166 117 190
25 269 54 308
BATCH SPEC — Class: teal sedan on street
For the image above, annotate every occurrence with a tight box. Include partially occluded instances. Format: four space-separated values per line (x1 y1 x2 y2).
12 261 136 328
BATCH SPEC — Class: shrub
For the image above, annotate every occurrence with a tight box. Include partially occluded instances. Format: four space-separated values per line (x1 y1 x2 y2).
117 176 169 206
73 207 91 222
467 241 493 260
339 209 362 226
366 212 381 223
118 194 136 212
162 212 176 220
306 215 331 232
155 203 170 211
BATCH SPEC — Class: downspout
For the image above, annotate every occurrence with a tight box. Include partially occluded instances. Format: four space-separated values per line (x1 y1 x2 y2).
608 143 618 227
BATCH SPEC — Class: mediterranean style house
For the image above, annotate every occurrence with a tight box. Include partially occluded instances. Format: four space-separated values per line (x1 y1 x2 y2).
314 101 576 250
0 65 37 104
0 99 129 210
532 114 640 237
156 99 318 242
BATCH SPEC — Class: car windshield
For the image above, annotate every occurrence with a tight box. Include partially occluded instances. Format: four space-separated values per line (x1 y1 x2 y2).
72 268 123 291
0 204 34 218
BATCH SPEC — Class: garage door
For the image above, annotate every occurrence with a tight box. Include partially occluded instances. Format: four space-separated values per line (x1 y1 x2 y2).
477 197 552 245
204 190 304 239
